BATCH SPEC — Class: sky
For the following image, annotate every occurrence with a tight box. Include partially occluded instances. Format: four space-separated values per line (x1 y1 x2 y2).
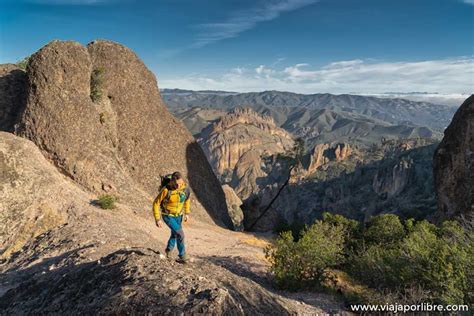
0 0 473 95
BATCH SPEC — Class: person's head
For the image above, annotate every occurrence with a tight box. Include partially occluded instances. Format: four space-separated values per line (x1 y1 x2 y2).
170 171 184 189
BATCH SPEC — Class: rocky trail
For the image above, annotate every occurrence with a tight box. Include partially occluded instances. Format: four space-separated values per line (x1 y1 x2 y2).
0 177 345 314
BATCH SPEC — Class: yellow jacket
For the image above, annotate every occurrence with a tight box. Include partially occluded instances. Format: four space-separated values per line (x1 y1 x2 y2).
153 183 190 220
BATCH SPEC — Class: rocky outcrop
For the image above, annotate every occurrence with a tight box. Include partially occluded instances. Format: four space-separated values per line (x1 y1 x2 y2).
247 138 438 231
0 132 73 257
231 149 269 200
222 185 244 231
373 159 411 198
433 95 474 222
199 107 294 179
306 143 352 174
0 64 26 131
0 247 297 315
12 40 232 227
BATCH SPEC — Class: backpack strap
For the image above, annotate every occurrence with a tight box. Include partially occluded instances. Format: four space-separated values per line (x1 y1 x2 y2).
184 187 191 200
160 186 172 209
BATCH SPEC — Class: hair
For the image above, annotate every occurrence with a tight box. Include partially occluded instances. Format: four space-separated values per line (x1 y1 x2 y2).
171 171 183 180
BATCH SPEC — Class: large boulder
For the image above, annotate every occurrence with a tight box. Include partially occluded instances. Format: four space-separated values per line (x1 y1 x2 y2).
433 95 474 223
13 40 232 227
221 185 244 231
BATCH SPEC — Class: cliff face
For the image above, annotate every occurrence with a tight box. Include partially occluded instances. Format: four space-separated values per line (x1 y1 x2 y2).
13 40 232 227
306 143 352 175
433 95 474 222
373 160 411 198
248 138 438 231
199 107 294 179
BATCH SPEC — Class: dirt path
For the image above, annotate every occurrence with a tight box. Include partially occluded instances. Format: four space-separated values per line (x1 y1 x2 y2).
150 217 347 315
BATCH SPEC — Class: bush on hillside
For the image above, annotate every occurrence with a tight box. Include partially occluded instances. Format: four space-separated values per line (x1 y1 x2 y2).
350 219 472 304
96 194 118 209
364 214 406 245
16 57 30 70
266 213 473 305
90 68 105 102
265 220 346 290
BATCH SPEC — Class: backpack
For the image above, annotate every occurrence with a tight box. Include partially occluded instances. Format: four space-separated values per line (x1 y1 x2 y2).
159 174 191 210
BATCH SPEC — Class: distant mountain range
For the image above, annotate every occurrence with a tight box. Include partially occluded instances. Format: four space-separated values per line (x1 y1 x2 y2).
163 89 458 148
161 89 457 131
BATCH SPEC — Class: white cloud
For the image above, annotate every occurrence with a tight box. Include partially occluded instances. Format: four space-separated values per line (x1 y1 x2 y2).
193 0 319 48
255 65 274 78
158 57 474 96
462 0 474 5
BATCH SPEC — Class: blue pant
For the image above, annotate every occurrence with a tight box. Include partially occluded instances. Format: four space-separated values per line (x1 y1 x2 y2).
162 215 185 257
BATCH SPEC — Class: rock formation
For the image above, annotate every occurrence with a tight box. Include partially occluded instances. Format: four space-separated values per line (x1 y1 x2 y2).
198 107 294 179
13 40 232 227
433 95 474 222
222 185 244 231
231 149 269 200
306 143 352 175
373 159 411 198
247 138 438 231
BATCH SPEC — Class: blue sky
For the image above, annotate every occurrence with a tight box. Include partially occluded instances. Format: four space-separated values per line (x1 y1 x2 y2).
0 0 473 94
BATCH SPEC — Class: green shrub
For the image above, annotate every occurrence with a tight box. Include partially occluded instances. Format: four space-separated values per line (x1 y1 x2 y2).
365 214 406 245
16 57 30 70
273 219 305 241
267 212 473 306
322 212 359 236
90 68 105 102
397 220 472 304
97 194 118 209
322 212 361 257
349 219 472 305
265 220 346 290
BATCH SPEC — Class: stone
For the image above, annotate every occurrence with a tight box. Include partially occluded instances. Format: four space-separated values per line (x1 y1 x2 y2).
13 40 232 228
222 185 244 231
433 95 474 223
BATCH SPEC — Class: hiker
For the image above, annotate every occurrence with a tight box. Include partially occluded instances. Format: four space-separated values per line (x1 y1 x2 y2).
153 171 191 263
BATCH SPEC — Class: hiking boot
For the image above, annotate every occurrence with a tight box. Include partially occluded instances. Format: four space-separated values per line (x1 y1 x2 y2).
176 254 189 264
165 249 172 259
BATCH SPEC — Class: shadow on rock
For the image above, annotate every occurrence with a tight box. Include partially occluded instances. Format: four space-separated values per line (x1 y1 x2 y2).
201 255 345 314
0 67 27 132
0 247 300 315
186 141 234 229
